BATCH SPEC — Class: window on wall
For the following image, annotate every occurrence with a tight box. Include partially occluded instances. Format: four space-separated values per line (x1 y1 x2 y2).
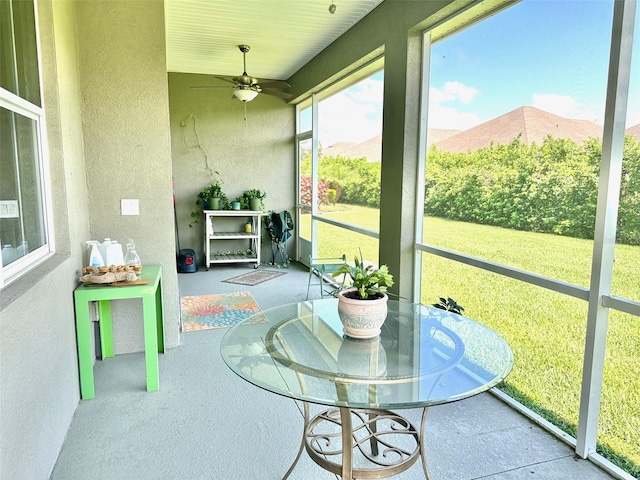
424 0 613 287
612 4 640 305
317 70 383 233
600 6 640 476
296 62 384 265
298 137 312 241
420 0 639 477
1 0 52 287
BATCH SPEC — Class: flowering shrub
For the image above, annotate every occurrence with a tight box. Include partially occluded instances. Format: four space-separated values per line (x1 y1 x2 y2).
300 175 330 206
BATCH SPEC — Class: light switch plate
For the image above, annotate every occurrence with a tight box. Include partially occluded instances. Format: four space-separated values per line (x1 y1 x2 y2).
121 199 139 216
0 200 19 218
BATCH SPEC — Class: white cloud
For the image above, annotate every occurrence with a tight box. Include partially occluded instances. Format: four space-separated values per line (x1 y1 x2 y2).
427 82 481 129
429 82 479 105
443 81 478 103
429 87 455 104
318 78 384 146
345 77 384 104
532 93 603 124
428 103 480 130
530 92 639 128
625 93 640 127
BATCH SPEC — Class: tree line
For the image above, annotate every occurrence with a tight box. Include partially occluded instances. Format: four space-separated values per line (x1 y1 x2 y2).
301 135 640 245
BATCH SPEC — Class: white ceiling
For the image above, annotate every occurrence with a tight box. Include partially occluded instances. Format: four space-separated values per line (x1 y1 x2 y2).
164 0 384 81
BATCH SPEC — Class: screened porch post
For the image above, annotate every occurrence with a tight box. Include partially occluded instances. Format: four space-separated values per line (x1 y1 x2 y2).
576 0 636 459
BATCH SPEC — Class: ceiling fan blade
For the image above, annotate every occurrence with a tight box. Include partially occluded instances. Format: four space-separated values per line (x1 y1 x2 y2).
214 75 239 85
259 89 293 100
257 80 291 90
190 85 235 89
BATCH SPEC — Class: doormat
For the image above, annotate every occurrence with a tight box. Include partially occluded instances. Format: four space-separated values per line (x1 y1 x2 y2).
180 292 262 331
222 269 286 286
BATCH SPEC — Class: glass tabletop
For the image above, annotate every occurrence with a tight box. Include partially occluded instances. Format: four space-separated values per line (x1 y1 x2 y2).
220 299 513 410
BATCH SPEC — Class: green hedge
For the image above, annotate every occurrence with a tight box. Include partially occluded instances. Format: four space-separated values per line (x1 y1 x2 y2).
425 135 639 245
312 135 639 245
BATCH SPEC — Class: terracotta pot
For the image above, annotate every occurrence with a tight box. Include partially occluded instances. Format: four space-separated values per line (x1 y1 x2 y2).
337 288 388 339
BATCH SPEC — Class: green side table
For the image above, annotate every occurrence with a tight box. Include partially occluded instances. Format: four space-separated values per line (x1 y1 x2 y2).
73 264 165 399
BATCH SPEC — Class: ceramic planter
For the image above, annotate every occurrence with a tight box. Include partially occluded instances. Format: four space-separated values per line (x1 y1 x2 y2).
248 198 262 211
209 197 221 210
337 288 388 339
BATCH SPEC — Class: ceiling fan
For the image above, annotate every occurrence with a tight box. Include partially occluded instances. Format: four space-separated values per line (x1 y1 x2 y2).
193 45 292 102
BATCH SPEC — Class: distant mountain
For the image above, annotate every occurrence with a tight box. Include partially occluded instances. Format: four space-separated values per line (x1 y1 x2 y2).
435 106 603 153
626 123 640 140
323 135 384 163
323 129 460 162
321 108 636 161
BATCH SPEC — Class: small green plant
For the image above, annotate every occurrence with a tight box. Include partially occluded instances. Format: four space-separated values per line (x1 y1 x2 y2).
212 249 255 257
433 297 465 315
190 175 230 227
236 189 267 210
196 181 223 205
332 249 394 300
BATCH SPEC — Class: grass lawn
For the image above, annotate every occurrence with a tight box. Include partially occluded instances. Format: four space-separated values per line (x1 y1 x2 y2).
301 204 640 477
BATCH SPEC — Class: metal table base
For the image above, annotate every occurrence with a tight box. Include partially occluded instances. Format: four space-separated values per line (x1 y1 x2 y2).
284 403 430 480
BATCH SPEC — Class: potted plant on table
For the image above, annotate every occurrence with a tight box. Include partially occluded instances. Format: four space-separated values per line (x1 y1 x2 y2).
332 250 394 339
236 189 266 211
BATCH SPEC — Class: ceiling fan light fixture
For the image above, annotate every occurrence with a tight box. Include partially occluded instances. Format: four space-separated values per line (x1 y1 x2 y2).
233 88 258 102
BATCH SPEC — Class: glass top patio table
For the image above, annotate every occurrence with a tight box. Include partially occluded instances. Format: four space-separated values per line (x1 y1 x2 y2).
221 299 513 410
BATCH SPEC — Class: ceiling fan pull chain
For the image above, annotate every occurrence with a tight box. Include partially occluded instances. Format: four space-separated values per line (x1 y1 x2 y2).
243 101 248 126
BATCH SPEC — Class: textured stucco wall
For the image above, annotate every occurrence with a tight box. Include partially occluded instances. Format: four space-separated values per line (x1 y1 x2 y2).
75 0 180 352
168 73 296 266
0 0 90 478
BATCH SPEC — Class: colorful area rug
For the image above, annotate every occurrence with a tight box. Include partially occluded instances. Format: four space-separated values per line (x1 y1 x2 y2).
180 291 261 331
222 269 286 286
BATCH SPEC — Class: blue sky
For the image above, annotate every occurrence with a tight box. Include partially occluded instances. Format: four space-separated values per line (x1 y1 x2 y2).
319 0 639 146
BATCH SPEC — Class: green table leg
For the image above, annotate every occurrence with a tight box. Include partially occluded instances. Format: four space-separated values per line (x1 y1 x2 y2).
97 300 114 358
155 281 165 352
74 296 95 399
73 265 164 398
143 294 160 392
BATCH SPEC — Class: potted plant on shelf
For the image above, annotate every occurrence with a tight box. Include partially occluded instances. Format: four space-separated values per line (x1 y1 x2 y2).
331 250 394 339
202 180 226 210
189 180 229 227
236 189 266 211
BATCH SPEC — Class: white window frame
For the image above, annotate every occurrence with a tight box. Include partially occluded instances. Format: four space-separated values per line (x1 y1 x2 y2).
293 58 385 264
0 0 54 288
416 2 638 479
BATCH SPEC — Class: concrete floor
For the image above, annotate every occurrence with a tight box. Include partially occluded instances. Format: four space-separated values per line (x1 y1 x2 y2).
50 261 616 479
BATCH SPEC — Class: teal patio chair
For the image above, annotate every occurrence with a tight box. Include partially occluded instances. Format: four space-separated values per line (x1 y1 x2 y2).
305 254 348 300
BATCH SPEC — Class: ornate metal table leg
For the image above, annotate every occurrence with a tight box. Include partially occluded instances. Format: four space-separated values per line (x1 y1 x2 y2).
339 407 354 480
420 407 431 480
282 401 310 480
368 411 379 457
